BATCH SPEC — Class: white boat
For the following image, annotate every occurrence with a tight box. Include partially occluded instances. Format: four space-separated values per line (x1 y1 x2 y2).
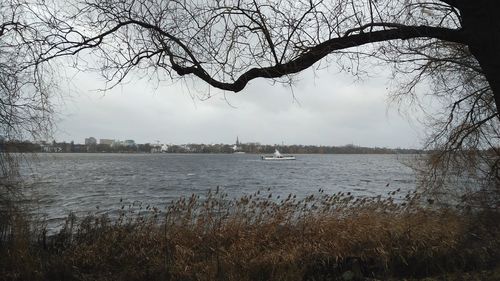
261 149 296 161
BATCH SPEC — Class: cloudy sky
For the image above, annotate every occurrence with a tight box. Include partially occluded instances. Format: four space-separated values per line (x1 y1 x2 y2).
54 64 425 148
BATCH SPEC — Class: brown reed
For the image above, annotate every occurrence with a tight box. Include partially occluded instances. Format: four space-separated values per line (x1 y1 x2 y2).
1 188 499 281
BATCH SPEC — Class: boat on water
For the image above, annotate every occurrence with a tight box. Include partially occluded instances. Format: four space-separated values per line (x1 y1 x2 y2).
261 149 296 161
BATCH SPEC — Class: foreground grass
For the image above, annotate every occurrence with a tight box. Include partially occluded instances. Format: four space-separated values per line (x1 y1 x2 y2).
1 189 500 281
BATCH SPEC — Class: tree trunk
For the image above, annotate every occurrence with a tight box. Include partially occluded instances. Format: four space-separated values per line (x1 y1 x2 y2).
461 1 500 118
472 50 500 119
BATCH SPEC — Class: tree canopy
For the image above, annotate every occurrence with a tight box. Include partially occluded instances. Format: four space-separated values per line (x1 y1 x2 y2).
0 0 54 141
40 1 498 111
0 0 56 183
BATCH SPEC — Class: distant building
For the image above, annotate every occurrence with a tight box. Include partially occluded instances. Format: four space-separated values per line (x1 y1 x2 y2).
85 137 97 145
233 136 241 151
99 139 114 145
40 144 62 153
161 144 169 152
73 144 86 153
124 140 135 147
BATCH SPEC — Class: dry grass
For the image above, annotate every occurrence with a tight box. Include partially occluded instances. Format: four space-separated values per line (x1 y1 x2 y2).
1 189 500 281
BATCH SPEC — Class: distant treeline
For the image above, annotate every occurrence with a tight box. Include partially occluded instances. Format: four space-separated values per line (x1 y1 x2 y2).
241 144 423 154
150 143 423 154
0 141 423 154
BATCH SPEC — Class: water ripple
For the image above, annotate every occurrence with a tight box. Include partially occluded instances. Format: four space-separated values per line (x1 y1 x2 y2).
20 153 418 228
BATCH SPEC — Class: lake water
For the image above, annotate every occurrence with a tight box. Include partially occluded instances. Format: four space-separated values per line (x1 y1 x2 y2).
20 153 418 227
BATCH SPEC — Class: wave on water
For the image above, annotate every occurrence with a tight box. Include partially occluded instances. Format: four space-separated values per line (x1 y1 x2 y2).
21 153 417 230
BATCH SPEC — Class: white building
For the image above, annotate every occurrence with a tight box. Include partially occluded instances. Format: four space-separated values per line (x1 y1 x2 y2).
161 144 169 152
85 137 97 145
124 140 135 147
99 139 114 145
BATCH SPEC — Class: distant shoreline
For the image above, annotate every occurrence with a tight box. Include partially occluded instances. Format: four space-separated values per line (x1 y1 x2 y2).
32 151 425 155
2 141 424 154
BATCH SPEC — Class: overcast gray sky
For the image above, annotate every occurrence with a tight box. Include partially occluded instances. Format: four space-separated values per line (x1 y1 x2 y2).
54 65 425 148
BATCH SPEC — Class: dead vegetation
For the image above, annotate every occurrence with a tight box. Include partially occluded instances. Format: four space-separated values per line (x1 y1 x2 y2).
1 188 499 281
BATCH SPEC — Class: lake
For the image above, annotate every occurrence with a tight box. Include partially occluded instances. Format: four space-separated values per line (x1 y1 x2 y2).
20 153 418 227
